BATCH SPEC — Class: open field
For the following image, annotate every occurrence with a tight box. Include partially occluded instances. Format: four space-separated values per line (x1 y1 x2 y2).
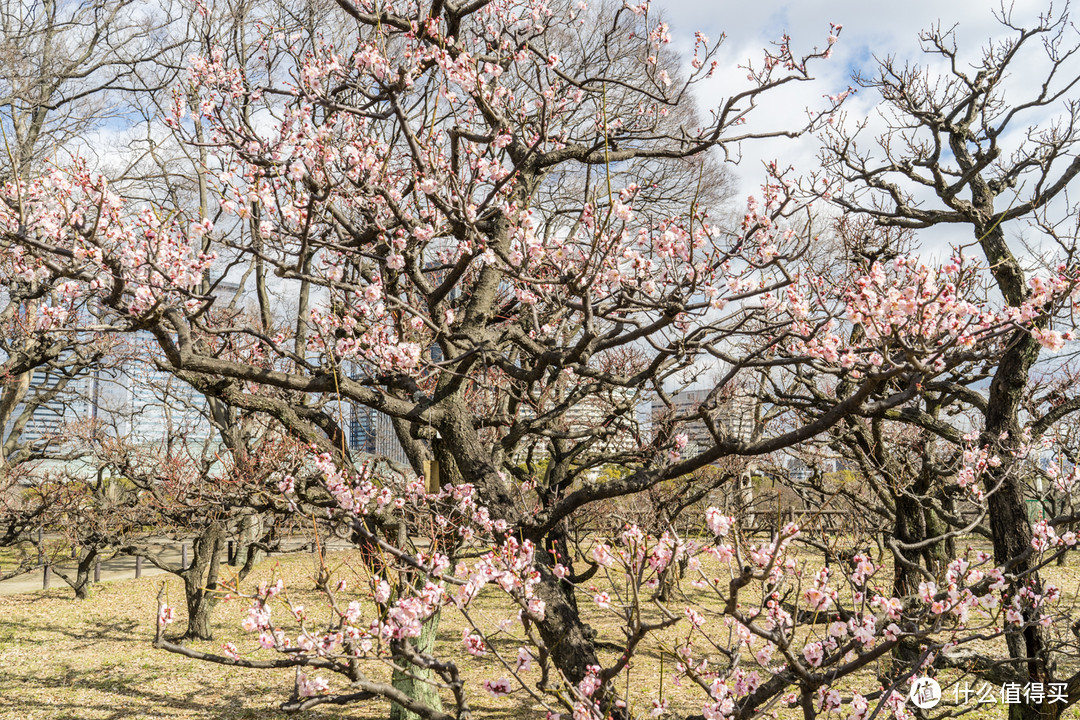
0 556 328 720
2 545 1080 720
0 549 542 720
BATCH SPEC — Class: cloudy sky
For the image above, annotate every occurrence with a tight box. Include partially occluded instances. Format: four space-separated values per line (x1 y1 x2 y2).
651 0 1078 255
656 0 1066 140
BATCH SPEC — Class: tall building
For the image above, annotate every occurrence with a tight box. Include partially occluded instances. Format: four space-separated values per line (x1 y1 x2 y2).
505 385 643 471
7 279 243 450
0 285 97 451
348 403 409 466
561 386 641 454
8 367 94 447
97 279 242 445
651 389 755 453
114 346 212 444
348 403 377 454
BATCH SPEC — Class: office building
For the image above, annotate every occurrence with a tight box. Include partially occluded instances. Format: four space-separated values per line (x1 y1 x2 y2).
651 389 755 453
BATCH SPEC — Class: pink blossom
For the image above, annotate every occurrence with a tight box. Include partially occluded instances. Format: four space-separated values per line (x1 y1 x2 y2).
297 672 330 697
705 508 734 537
462 629 487 656
590 543 616 567
802 641 824 667
1032 328 1065 351
484 678 513 697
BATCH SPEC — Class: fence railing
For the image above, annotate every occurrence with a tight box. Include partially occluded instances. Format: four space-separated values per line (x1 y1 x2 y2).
5 537 356 591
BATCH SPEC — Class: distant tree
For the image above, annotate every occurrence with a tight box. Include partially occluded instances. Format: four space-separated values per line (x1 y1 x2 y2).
0 0 182 588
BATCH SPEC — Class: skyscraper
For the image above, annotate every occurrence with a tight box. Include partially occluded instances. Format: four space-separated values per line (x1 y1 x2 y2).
651 389 754 453
348 403 409 466
10 367 94 447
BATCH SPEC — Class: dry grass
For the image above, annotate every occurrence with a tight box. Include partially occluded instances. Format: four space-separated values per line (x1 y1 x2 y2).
0 549 540 720
2 545 1080 719
0 538 73 569
0 554 321 720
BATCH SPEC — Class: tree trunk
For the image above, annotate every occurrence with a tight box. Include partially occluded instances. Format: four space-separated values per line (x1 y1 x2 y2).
966 211 1058 720
234 512 265 568
389 609 444 720
54 546 99 600
886 456 950 688
984 329 1054 720
440 398 623 714
655 553 687 602
180 527 224 641
534 527 626 716
888 492 935 680
71 548 98 600
993 463 1058 720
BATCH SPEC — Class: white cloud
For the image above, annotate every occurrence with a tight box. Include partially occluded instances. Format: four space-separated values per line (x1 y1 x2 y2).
654 0 1080 259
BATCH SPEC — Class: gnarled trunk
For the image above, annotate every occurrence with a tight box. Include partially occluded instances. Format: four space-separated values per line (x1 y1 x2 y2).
180 526 225 641
979 251 1054 719
53 546 100 600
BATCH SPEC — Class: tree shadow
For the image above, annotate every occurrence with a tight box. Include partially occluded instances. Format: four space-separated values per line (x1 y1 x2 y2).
0 611 380 720
0 663 365 720
478 697 557 720
1 669 287 720
0 616 140 647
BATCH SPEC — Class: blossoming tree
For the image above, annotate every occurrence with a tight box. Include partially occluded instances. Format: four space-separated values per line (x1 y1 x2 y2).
814 7 1080 718
3 1 1080 719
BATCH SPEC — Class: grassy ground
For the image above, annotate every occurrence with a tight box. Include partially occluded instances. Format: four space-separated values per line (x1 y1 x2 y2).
0 549 543 720
0 558 314 720
0 538 72 570
2 546 1080 719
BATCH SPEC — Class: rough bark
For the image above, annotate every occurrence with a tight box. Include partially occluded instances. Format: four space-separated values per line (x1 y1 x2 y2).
977 219 1057 720
389 609 444 720
180 526 225 641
